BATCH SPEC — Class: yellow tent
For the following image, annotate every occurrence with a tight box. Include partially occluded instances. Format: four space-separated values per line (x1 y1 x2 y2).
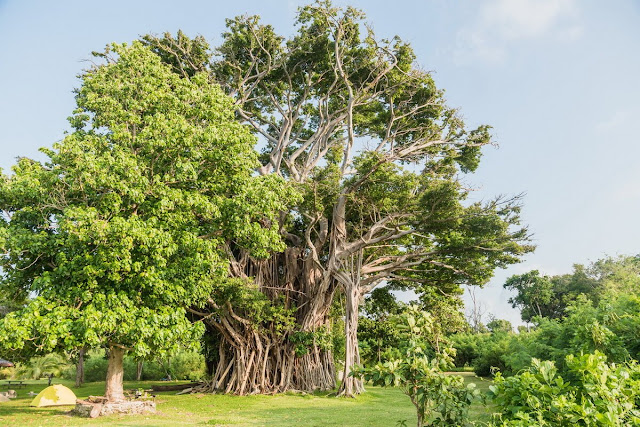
30 384 77 407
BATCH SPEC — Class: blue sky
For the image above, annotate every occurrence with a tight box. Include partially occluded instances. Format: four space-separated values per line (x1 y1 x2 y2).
1 0 639 326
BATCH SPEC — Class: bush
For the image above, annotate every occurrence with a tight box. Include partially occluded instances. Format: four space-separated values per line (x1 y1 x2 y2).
469 326 560 378
61 364 76 381
82 352 110 382
472 333 511 377
139 359 167 380
449 333 481 368
60 349 207 382
140 351 207 381
14 353 70 380
489 352 640 426
0 367 14 379
354 306 481 427
170 351 207 381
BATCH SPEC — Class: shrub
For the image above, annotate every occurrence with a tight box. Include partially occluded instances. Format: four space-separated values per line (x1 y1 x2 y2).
472 333 511 377
14 353 70 380
82 352 110 382
61 349 207 382
354 306 481 427
137 351 207 381
489 351 640 426
449 333 481 368
170 351 207 381
61 364 76 380
0 367 14 379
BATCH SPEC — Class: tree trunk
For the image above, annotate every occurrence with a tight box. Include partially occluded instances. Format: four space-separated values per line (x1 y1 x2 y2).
136 361 143 381
105 346 125 402
198 248 337 395
207 322 336 395
75 347 85 387
337 285 364 397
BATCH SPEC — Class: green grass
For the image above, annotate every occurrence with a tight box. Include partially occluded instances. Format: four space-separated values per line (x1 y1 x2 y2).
0 374 492 426
457 372 495 423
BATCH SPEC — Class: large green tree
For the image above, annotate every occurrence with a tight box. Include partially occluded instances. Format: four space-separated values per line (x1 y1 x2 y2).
142 1 533 396
504 255 640 323
0 42 290 401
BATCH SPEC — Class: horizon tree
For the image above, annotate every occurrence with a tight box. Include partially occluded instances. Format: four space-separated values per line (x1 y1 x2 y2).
505 255 640 323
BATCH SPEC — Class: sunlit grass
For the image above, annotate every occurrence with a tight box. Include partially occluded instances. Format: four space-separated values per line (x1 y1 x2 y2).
0 374 492 426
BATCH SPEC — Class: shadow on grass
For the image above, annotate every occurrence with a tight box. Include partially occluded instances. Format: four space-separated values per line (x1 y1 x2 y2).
0 402 76 419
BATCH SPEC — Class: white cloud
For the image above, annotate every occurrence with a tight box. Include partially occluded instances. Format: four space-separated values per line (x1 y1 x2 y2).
454 0 582 65
481 0 576 40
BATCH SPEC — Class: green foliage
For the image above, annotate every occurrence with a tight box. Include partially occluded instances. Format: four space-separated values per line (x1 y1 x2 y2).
0 367 14 379
486 318 513 334
461 255 640 381
209 278 297 335
505 255 640 322
489 352 640 426
61 349 207 382
0 41 292 365
358 288 405 365
329 293 346 366
14 353 70 380
359 288 467 368
358 316 403 365
289 327 333 356
354 306 481 426
519 294 640 375
80 353 109 383
465 308 604 378
458 293 640 380
170 350 208 381
472 332 512 377
449 333 482 368
503 271 561 322
447 318 516 377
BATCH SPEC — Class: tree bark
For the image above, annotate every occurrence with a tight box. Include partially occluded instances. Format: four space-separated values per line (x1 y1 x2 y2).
136 361 143 381
207 318 336 394
198 248 337 395
337 285 364 397
75 347 85 387
152 383 197 392
105 346 125 402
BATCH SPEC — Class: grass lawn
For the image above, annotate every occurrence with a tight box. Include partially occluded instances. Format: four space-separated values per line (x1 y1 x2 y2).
0 373 492 426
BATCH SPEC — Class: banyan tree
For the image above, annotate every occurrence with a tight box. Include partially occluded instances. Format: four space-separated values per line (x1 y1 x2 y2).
143 1 533 396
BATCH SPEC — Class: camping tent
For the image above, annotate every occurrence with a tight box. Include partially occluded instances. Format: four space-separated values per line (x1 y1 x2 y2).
30 384 77 407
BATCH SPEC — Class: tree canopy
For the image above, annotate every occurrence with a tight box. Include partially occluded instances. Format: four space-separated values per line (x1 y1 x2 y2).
0 41 291 401
1 1 533 399
504 255 640 322
139 1 533 396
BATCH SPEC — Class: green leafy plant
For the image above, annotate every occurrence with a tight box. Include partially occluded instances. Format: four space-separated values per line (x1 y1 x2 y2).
489 351 640 426
0 40 290 401
353 305 481 427
14 353 70 380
